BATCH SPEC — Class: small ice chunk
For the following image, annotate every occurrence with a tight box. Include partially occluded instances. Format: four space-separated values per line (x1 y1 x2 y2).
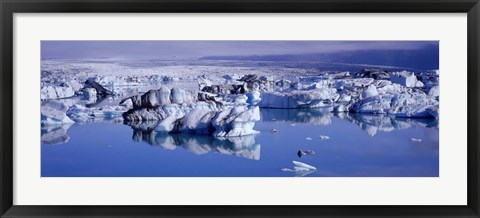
306 137 312 140
297 150 316 158
411 138 422 142
292 161 317 171
282 161 316 172
319 135 330 140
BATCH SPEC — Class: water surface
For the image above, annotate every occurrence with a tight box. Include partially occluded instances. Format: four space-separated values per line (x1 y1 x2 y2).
41 108 439 177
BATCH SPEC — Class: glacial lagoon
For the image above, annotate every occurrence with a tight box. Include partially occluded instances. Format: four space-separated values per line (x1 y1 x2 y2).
41 108 439 177
40 41 440 177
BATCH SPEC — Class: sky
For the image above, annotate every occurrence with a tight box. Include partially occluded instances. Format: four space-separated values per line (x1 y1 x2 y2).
41 41 438 60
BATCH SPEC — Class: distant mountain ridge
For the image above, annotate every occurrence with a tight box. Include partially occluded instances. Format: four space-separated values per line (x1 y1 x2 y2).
200 44 439 71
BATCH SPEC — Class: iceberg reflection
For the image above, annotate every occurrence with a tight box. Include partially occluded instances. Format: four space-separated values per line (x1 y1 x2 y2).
261 108 438 137
261 108 333 125
129 124 261 160
41 123 73 145
41 108 439 147
335 113 438 137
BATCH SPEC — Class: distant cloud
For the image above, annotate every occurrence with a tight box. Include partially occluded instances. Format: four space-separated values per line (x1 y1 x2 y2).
41 40 438 60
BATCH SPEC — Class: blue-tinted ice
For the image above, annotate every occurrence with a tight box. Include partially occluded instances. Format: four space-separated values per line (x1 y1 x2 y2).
41 108 438 177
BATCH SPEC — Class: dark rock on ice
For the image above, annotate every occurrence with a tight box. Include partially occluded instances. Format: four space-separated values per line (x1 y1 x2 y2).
353 69 390 80
297 150 316 158
84 79 113 96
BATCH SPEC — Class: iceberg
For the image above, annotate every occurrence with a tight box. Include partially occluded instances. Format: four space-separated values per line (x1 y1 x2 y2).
66 104 127 123
123 88 261 137
352 90 439 118
41 100 75 126
212 106 261 137
390 71 421 88
362 85 379 99
419 69 440 89
428 86 439 98
258 88 339 108
40 80 83 100
41 85 75 100
121 87 197 110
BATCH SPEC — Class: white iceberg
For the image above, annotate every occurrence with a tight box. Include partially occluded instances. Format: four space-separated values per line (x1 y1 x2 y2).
246 91 261 106
40 80 84 100
319 135 330 140
362 85 379 99
212 106 261 137
41 100 75 126
282 161 317 176
390 71 421 88
428 86 440 98
66 104 128 123
353 91 439 118
124 90 261 138
258 88 339 108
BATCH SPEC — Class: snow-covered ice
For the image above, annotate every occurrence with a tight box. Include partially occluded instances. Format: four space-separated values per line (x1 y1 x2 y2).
41 59 440 143
319 135 330 140
411 138 422 142
282 161 317 172
258 88 339 108
41 100 75 126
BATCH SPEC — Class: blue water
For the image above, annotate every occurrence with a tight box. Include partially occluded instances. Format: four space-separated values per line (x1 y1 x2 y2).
41 108 439 177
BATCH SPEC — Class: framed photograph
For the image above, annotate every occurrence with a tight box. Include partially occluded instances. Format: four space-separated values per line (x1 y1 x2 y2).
1 0 479 217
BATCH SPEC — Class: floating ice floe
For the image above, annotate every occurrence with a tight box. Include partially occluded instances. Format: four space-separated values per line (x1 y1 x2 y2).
411 138 422 142
319 135 330 140
297 150 316 158
282 161 317 174
306 137 312 140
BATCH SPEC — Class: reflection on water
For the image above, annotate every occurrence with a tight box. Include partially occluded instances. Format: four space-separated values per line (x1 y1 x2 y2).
41 123 73 145
41 108 439 177
130 127 260 160
336 113 438 137
260 107 438 134
260 108 333 125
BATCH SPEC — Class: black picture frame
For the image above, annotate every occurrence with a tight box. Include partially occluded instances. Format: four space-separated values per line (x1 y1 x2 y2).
1 0 479 217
